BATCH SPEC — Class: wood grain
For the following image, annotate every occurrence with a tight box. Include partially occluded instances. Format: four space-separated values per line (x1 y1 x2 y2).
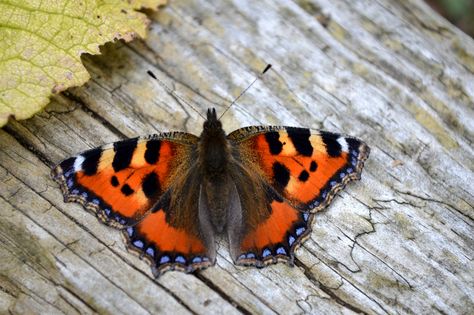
1 0 473 314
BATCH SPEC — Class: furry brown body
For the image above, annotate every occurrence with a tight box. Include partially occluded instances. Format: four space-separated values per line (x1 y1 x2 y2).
193 108 273 263
198 109 233 233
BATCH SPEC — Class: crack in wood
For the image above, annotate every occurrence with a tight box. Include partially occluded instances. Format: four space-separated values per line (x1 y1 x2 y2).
194 274 248 315
0 194 154 314
295 260 371 314
62 92 129 140
394 188 473 222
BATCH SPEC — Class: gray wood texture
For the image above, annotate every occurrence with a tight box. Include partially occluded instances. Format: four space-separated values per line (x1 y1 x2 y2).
1 0 473 314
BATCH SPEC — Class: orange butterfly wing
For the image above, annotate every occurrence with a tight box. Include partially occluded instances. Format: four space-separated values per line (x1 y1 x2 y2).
52 132 213 275
236 196 312 266
228 126 369 265
125 193 213 275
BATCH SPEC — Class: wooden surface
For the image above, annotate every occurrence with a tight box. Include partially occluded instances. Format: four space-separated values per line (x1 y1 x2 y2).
1 0 473 314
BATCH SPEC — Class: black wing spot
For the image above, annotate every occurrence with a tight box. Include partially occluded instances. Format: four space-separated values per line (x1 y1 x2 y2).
111 175 119 187
142 172 160 198
82 148 102 175
273 162 290 189
265 132 283 155
321 131 342 157
59 157 75 173
346 137 361 152
298 170 309 182
287 127 313 156
145 140 161 164
112 138 138 172
310 160 317 172
121 184 134 196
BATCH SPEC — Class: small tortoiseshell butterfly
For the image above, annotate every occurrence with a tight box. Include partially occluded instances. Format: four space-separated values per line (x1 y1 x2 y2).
52 69 369 277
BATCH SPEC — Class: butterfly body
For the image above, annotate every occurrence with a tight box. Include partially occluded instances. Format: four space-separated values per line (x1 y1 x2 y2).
52 108 369 276
197 109 234 233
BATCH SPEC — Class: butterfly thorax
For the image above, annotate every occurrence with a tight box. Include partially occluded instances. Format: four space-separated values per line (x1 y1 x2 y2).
199 111 229 176
198 108 233 232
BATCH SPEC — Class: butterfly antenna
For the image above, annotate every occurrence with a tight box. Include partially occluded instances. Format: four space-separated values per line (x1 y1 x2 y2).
147 70 206 119
218 64 272 120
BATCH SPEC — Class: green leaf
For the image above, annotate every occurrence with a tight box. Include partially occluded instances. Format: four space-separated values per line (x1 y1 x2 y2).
0 0 165 127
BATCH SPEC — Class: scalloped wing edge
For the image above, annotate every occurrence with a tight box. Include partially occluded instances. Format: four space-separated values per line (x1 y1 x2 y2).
235 212 316 268
307 139 370 213
120 230 215 277
51 163 128 229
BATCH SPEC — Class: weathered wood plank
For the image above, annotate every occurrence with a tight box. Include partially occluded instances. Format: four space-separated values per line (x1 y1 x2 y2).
1 0 473 314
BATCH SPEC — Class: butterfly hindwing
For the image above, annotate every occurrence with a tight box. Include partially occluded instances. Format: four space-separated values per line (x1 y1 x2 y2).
234 190 314 266
124 190 215 276
228 126 369 265
52 132 215 274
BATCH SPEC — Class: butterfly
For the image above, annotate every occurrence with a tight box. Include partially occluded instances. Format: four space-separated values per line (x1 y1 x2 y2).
52 107 369 277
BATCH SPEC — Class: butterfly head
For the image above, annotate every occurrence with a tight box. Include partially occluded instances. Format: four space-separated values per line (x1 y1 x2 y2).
203 108 223 136
199 108 229 175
